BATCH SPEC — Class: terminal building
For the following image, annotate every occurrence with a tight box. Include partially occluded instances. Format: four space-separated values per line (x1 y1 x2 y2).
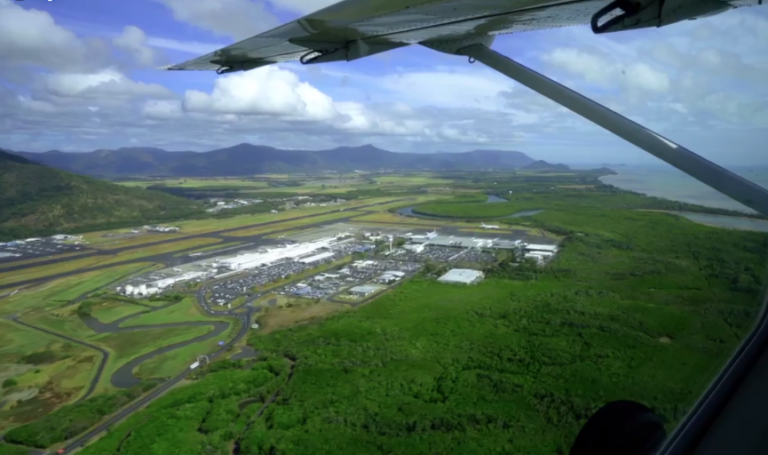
437 269 485 285
217 237 341 271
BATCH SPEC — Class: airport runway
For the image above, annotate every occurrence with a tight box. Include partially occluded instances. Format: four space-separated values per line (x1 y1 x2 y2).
0 198 415 292
0 198 414 275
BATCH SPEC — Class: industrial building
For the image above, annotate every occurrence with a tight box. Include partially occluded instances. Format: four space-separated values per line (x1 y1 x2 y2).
408 235 523 250
217 237 342 271
118 271 208 297
376 271 405 283
348 285 382 297
299 251 335 264
437 269 485 285
523 243 559 264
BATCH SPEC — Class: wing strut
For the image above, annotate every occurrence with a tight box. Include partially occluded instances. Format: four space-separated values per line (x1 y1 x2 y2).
457 44 768 216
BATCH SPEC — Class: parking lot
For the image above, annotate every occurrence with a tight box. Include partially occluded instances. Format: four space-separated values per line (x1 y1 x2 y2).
205 241 370 305
0 239 87 262
390 246 498 264
282 259 423 300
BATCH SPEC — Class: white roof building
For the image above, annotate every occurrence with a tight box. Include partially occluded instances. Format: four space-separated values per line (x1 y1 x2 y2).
525 243 559 253
299 251 334 264
404 243 425 253
437 269 485 285
220 238 334 270
349 285 381 296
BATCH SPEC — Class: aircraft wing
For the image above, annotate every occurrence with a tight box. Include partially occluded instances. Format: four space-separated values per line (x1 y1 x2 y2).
166 0 761 73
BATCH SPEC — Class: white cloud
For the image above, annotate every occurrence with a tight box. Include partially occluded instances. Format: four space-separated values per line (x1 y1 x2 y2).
151 0 280 40
0 0 87 71
44 69 173 99
113 26 159 67
17 96 57 113
184 66 338 120
542 47 670 94
143 100 183 119
146 36 227 55
0 0 766 167
270 0 342 15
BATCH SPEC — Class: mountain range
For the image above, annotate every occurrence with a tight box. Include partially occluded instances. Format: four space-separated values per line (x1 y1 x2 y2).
10 144 537 177
0 150 200 241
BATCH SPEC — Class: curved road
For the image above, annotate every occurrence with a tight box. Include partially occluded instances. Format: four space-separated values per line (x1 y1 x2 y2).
9 317 110 403
1 198 418 453
9 298 235 400
57 310 251 455
78 306 231 389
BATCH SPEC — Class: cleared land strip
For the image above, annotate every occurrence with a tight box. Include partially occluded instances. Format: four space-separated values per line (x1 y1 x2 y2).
0 197 413 277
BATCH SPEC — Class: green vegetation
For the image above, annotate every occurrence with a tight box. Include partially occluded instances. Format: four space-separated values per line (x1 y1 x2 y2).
0 150 202 241
74 359 290 455
0 263 155 317
69 185 768 455
4 384 154 448
4 168 767 454
0 320 97 432
120 296 216 327
0 443 30 455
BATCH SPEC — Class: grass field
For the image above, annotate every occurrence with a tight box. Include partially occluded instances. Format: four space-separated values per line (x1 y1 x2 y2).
253 295 351 334
117 178 270 189
120 296 222 327
97 237 221 266
0 250 92 272
373 175 454 185
93 325 213 392
0 263 155 317
0 255 115 287
89 300 148 324
226 211 364 237
0 320 98 432
172 241 246 257
81 231 187 248
134 318 240 380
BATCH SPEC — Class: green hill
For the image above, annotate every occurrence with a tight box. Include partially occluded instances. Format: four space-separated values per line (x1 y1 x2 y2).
0 150 202 241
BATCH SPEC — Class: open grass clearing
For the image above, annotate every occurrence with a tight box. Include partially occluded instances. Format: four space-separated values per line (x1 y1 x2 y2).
120 296 224 327
0 255 116 287
89 300 148 324
172 241 246 257
88 232 187 250
253 296 351 334
0 320 99 431
0 250 93 272
226 210 363 237
117 178 270 189
93 325 213 392
134 318 239 380
96 237 221 266
0 263 155 316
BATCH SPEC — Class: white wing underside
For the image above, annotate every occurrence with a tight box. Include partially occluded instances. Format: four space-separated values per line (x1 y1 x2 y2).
166 0 758 72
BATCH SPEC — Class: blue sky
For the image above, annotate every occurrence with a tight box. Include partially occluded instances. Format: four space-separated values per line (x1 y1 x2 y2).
1 0 767 167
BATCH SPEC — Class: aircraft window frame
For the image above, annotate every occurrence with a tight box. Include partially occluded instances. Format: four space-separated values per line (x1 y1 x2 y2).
660 283 768 454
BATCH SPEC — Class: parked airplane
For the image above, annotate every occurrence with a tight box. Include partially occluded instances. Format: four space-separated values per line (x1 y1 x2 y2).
481 222 500 230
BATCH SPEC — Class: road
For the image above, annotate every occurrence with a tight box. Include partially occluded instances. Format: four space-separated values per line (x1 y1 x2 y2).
0 197 415 454
55 309 252 455
0 198 414 291
8 317 110 404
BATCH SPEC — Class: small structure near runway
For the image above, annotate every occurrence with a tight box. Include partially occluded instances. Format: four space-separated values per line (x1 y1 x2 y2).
437 269 485 285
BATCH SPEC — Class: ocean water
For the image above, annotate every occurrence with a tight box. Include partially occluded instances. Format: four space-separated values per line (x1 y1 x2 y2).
599 166 768 215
